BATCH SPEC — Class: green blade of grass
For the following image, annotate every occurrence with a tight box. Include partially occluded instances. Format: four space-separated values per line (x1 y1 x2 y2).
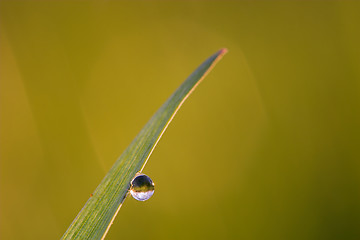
61 48 228 240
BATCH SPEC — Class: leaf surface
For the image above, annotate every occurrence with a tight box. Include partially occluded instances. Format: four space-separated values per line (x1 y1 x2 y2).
61 48 228 240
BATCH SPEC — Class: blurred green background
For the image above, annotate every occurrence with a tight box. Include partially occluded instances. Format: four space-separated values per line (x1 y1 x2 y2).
1 1 360 239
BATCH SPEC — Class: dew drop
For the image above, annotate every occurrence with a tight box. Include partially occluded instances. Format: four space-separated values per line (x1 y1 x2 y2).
130 174 155 201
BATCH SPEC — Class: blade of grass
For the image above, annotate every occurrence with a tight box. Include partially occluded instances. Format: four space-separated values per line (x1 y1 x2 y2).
61 48 228 240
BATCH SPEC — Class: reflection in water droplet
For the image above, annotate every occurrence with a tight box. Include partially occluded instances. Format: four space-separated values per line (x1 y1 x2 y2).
130 174 155 201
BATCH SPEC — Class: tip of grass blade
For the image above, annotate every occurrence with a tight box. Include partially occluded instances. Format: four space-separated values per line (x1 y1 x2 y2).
212 48 228 66
198 48 227 84
219 48 228 55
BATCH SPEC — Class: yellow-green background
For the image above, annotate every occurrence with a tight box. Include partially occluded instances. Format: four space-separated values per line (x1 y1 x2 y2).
1 1 360 239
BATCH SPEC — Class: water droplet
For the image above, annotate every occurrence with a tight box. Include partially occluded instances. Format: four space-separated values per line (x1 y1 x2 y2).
130 174 155 201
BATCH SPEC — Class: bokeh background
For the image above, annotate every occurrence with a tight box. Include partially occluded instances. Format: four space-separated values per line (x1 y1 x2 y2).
1 1 360 239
